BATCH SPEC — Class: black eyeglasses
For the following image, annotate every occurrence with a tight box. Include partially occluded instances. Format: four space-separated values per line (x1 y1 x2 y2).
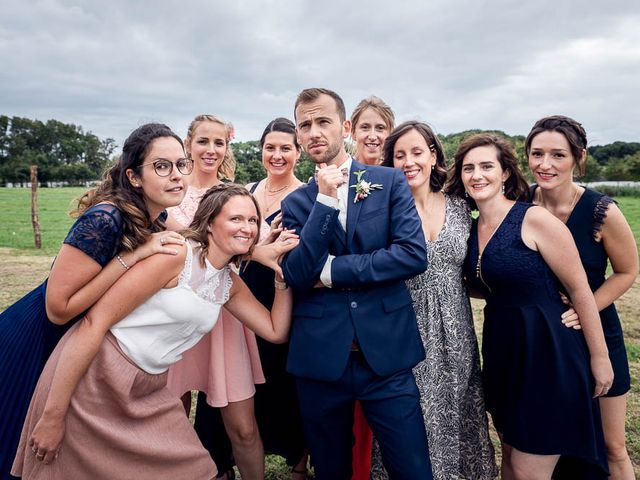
140 158 193 177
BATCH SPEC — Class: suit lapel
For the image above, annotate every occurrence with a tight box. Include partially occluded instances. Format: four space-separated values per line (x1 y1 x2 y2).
304 177 318 202
346 160 365 246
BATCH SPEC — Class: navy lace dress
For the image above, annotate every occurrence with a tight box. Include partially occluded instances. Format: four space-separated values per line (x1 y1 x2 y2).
464 202 608 477
0 204 123 480
531 185 631 397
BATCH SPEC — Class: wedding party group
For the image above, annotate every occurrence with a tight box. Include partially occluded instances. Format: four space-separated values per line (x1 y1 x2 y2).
0 87 637 480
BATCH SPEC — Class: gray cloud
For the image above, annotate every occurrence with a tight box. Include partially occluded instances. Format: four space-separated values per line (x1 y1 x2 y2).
1 0 638 148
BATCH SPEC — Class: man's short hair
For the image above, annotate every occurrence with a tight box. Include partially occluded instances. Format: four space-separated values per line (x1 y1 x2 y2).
294 88 346 123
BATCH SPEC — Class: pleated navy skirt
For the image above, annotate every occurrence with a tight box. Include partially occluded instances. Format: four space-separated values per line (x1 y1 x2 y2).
0 281 75 479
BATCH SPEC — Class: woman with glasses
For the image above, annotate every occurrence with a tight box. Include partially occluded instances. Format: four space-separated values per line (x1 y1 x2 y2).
0 123 187 478
165 114 266 480
12 184 297 480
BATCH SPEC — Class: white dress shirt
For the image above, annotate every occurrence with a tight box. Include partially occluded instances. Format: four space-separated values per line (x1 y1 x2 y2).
316 157 353 287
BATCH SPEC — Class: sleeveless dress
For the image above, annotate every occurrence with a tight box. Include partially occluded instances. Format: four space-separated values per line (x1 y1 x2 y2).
166 185 264 406
464 201 608 477
370 194 497 480
245 181 307 466
530 185 630 397
11 241 227 480
0 204 123 480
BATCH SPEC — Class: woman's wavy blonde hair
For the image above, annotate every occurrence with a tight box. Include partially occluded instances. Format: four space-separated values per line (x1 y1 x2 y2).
182 183 261 268
185 114 236 181
72 123 184 251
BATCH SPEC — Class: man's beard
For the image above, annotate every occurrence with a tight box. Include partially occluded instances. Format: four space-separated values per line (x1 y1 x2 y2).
310 139 342 165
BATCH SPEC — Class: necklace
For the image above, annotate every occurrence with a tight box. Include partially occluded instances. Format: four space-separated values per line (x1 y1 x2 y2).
265 180 291 195
262 181 293 214
537 185 580 224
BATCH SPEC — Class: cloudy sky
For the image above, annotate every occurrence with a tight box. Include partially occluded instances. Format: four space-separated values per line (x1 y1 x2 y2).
1 0 639 148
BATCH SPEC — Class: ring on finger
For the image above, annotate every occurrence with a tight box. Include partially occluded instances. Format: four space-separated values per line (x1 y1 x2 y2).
160 238 165 245
36 454 45 460
32 447 38 454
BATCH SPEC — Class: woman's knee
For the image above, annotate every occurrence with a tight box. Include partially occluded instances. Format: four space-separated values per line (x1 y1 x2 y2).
227 418 259 446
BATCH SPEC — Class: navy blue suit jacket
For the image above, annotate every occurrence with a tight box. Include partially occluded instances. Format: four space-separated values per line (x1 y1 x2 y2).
281 160 428 382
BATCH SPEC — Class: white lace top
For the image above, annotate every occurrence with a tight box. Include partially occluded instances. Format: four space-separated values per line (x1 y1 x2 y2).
111 240 232 374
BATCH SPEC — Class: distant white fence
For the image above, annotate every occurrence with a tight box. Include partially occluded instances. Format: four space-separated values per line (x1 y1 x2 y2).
4 180 99 188
580 181 640 188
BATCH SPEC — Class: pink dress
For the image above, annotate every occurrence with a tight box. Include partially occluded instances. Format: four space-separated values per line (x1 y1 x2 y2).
166 186 264 406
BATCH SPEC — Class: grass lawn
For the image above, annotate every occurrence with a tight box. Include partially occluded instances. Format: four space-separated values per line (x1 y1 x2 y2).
1 187 639 478
0 187 84 254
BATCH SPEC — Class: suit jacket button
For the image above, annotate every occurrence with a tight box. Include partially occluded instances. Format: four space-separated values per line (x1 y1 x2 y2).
350 301 358 308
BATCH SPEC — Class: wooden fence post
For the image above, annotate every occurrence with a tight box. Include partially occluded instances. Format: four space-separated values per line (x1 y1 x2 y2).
30 165 41 249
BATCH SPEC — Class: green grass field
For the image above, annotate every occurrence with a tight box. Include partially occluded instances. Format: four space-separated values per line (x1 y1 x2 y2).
0 187 84 254
1 187 639 478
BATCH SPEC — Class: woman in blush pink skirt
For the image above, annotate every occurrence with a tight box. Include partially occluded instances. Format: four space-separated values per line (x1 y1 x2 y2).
12 184 297 480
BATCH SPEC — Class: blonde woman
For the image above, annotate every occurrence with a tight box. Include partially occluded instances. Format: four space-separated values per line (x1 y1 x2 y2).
349 96 395 165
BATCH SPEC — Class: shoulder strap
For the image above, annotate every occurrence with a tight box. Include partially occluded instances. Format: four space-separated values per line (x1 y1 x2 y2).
177 241 194 285
248 180 262 194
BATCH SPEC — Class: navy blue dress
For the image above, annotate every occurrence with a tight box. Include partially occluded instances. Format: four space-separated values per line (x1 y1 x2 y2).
0 204 123 480
531 185 631 397
243 214 307 467
464 202 608 477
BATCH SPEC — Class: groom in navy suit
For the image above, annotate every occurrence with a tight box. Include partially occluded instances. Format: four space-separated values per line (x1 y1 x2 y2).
281 88 432 479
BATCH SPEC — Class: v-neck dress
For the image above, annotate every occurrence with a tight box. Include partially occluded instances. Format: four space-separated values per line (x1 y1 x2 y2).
464 201 608 477
371 194 497 480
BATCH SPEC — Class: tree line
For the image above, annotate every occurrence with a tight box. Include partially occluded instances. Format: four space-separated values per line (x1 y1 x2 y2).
1 115 639 186
0 116 116 185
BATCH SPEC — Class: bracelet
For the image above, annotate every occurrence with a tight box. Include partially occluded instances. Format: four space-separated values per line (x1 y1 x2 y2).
116 254 130 271
274 279 288 290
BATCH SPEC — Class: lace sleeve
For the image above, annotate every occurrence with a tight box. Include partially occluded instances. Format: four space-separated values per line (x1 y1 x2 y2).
220 267 233 304
592 195 615 240
63 205 123 266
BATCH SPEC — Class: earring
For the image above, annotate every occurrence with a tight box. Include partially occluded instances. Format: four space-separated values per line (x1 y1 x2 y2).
464 191 469 198
431 165 435 170
501 183 505 195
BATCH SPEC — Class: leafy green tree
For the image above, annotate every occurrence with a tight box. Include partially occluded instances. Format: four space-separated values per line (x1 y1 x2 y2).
231 141 263 185
623 152 640 181
589 142 640 165
0 116 114 185
604 157 628 181
579 156 602 182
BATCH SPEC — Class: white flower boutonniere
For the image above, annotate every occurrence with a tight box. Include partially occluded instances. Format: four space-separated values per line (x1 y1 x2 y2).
350 170 383 203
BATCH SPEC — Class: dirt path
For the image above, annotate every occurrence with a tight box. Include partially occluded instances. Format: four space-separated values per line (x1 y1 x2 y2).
0 248 54 309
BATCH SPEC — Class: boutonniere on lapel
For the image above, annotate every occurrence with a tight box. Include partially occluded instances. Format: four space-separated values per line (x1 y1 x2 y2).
350 170 383 203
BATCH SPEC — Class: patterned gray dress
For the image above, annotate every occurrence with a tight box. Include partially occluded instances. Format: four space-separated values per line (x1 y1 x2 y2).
371 194 497 480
